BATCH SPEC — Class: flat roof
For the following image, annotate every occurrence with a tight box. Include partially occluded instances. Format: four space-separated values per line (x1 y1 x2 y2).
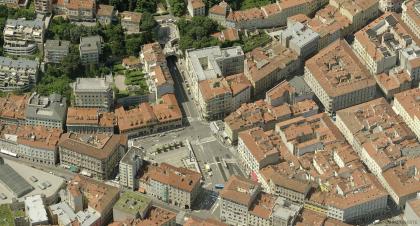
0 158 65 205
114 191 151 215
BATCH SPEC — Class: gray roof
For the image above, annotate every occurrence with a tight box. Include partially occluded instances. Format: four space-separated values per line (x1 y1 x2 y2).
0 158 34 197
120 146 144 165
279 22 319 48
6 18 44 29
73 76 112 92
0 56 39 69
44 40 70 51
79 35 102 52
272 197 302 221
25 92 68 122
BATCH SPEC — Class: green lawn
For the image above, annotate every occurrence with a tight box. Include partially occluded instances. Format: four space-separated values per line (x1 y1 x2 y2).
242 33 272 52
0 204 14 226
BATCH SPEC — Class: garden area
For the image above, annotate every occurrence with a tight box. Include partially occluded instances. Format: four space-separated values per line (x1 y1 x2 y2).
113 64 149 98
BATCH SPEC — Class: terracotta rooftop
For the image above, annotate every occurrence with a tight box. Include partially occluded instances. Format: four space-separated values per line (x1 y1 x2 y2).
116 94 182 133
305 39 376 97
330 0 378 16
227 7 264 22
122 56 141 66
307 5 351 38
190 0 205 9
17 125 62 151
55 0 95 10
141 42 166 65
66 107 115 127
394 87 420 122
265 80 296 103
375 70 412 96
121 11 142 23
68 175 119 214
142 163 201 192
135 207 176 226
96 4 114 16
212 28 240 42
209 2 228 16
0 93 29 121
403 0 420 36
153 65 173 87
245 44 298 83
238 128 281 164
58 133 127 160
220 175 260 206
183 218 228 226
224 100 276 131
248 193 276 219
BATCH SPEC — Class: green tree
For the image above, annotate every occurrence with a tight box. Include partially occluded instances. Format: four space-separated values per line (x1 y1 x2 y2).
136 0 157 13
177 17 220 52
139 12 157 31
169 0 185 16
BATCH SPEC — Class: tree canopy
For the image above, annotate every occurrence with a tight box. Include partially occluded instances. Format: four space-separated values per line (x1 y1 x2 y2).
177 17 221 52
168 0 185 17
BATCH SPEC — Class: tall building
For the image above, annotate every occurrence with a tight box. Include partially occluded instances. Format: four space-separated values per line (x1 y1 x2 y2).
72 76 114 111
44 40 70 64
379 0 404 12
139 163 201 209
0 57 39 92
66 107 116 134
25 93 67 129
58 133 128 180
25 195 48 225
304 40 377 114
3 18 45 56
35 0 52 14
187 0 205 17
393 88 420 140
402 0 420 39
53 0 96 21
119 147 144 190
278 21 320 58
79 35 103 64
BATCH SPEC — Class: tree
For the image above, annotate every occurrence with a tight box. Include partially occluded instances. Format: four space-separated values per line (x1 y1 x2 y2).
169 0 185 16
136 0 157 13
139 12 157 31
177 17 221 52
61 46 84 79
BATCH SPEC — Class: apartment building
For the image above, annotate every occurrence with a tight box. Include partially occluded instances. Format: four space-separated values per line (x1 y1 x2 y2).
185 46 244 100
224 0 327 29
44 40 70 64
237 127 281 177
72 76 113 111
353 13 416 75
25 93 67 129
269 174 311 203
304 40 377 114
219 175 260 225
49 202 101 226
375 69 412 99
113 191 151 221
96 4 115 25
140 163 201 209
399 45 420 83
140 42 166 73
120 11 142 34
53 0 96 22
379 0 404 12
278 20 319 58
65 175 120 224
402 0 420 39
198 73 251 120
35 0 52 14
0 57 39 92
212 28 240 42
79 35 103 64
336 98 420 207
275 113 346 156
58 133 128 180
66 107 116 133
149 65 174 99
130 206 176 226
119 146 144 190
17 125 62 166
0 93 28 125
209 1 230 26
404 197 420 225
3 18 44 56
329 0 379 33
271 197 302 226
244 43 300 96
0 0 19 7
25 195 49 225
265 80 313 107
393 88 420 140
115 94 182 138
187 0 205 17
184 218 228 226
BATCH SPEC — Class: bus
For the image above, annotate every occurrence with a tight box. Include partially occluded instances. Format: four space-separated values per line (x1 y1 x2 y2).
0 149 18 158
214 184 224 189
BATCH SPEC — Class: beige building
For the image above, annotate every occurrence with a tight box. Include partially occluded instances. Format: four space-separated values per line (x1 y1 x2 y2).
269 174 311 204
72 76 113 111
198 73 251 120
0 94 28 125
53 0 96 21
58 133 128 180
120 11 142 34
219 175 260 226
3 18 44 56
379 0 404 12
25 93 68 129
244 43 300 96
353 13 416 75
66 107 116 134
275 112 345 156
237 128 281 177
393 88 420 140
44 40 70 64
336 98 420 207
115 94 182 138
304 40 377 114
209 1 230 26
119 147 143 190
139 163 201 209
79 35 103 65
402 0 420 39
96 4 115 25
0 57 39 92
35 0 52 14
187 0 205 17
